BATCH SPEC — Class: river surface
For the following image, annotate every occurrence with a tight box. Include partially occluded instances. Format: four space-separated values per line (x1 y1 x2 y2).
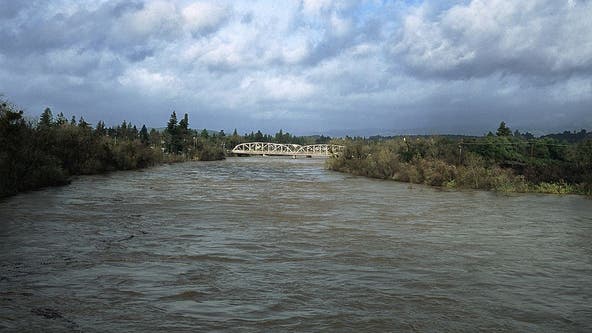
1 157 591 332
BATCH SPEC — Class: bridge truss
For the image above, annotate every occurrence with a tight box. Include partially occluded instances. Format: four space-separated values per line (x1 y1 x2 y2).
231 142 344 157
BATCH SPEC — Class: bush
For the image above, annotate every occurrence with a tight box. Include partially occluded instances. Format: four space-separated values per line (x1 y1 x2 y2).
533 181 575 194
326 136 591 196
197 143 225 161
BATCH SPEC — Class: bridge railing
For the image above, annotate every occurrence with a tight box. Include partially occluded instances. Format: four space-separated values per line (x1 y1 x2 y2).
231 142 344 157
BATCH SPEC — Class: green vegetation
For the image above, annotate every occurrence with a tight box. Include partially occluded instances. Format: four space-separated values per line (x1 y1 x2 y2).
4 96 589 198
327 122 592 196
0 97 334 198
0 99 225 198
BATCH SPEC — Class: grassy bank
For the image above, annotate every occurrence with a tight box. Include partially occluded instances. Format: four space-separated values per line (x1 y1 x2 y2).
326 132 592 196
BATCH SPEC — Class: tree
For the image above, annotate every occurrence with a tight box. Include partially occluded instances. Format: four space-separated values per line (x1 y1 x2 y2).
139 125 149 144
165 111 182 153
95 121 106 136
275 129 284 143
119 121 128 139
179 113 189 133
254 130 263 141
78 116 90 129
200 129 209 139
496 121 511 136
177 113 191 154
228 128 241 149
167 111 178 133
55 112 67 126
1 101 67 197
38 107 53 129
149 128 161 146
131 125 138 139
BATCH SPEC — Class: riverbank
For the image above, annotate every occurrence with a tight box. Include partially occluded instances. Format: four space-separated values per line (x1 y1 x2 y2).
0 101 225 199
0 152 225 199
326 136 592 196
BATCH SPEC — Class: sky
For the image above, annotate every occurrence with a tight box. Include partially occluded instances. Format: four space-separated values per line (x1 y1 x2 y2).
0 0 591 136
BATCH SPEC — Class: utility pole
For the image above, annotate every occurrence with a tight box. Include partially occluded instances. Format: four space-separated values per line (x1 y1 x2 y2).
458 139 463 165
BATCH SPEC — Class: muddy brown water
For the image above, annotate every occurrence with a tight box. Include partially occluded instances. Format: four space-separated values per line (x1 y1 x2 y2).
1 157 591 332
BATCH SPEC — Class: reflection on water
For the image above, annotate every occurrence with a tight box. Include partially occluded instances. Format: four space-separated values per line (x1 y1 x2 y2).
1 157 591 332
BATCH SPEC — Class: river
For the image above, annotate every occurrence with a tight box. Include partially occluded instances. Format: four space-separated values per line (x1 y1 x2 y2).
1 157 591 332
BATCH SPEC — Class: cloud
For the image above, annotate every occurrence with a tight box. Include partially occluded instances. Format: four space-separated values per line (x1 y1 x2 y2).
111 1 182 43
301 0 333 16
0 0 590 135
392 0 592 80
118 67 181 95
261 75 316 100
235 74 316 110
182 2 231 35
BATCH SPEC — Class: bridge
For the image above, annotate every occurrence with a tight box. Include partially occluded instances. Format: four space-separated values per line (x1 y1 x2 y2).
231 142 344 157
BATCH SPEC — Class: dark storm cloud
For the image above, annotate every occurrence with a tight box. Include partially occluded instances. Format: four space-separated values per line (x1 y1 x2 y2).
0 0 590 135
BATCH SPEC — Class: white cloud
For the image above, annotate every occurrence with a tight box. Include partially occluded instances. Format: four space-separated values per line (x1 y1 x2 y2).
330 12 351 37
301 0 333 16
118 67 180 95
263 75 316 100
114 1 181 41
393 0 592 78
280 34 310 64
182 2 230 34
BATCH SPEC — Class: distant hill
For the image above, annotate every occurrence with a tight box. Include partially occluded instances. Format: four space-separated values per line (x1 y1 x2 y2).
540 129 591 143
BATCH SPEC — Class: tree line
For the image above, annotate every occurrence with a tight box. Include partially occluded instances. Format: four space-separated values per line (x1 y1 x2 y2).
0 98 336 198
240 129 331 146
0 100 226 198
327 122 592 195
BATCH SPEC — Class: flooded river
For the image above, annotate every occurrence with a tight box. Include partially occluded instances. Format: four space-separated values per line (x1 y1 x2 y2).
1 157 591 332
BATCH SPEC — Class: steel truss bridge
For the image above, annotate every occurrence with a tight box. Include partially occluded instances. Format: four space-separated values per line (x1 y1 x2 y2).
231 142 344 157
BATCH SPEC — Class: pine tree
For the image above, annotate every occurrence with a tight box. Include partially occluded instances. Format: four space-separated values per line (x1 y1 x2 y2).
140 125 149 144
166 111 181 153
229 129 240 149
131 125 138 139
95 121 106 136
56 112 67 126
78 117 89 129
177 113 191 153
496 121 511 136
255 130 263 141
179 113 189 133
167 111 178 133
38 107 53 129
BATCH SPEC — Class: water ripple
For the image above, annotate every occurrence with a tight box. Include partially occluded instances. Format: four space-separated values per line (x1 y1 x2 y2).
0 157 591 332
